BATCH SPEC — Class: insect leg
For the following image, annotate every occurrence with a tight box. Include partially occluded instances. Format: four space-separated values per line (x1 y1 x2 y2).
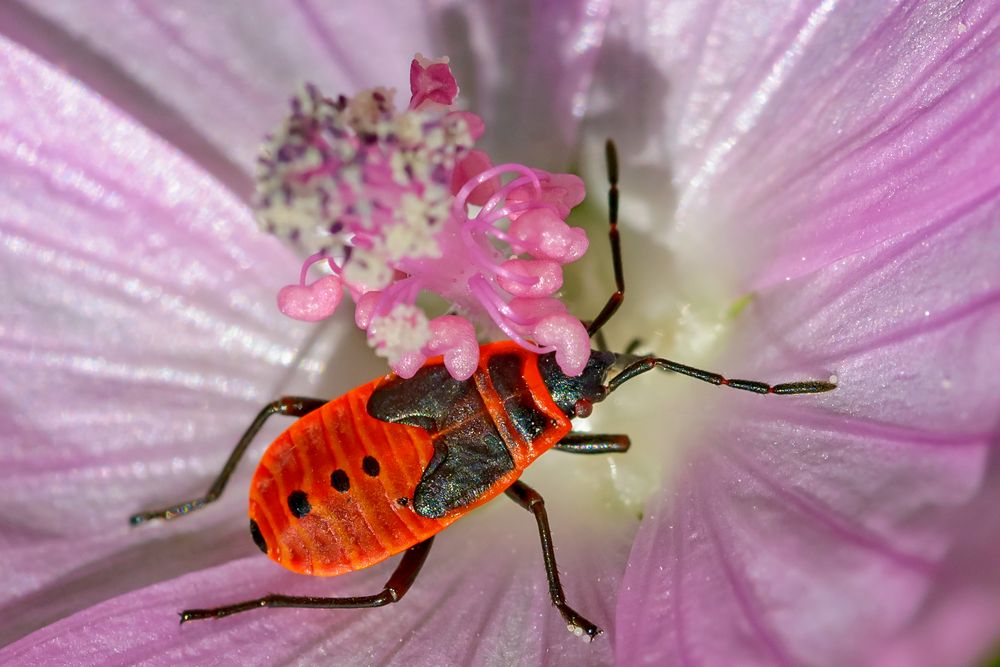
594 329 610 352
623 337 643 355
587 139 624 338
505 480 602 640
608 357 837 395
554 432 631 455
179 537 435 622
130 396 327 525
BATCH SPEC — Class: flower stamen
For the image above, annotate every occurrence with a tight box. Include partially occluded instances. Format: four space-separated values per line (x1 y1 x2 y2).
254 57 592 378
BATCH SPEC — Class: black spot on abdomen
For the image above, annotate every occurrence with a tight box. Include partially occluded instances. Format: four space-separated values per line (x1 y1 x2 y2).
362 456 380 477
249 519 268 553
287 490 311 518
331 469 350 493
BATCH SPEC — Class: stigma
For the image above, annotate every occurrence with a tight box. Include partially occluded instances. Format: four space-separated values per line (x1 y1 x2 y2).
254 55 591 379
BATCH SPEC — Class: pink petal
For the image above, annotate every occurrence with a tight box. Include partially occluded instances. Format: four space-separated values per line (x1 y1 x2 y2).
616 174 1000 664
438 2 612 169
0 35 378 645
587 0 1000 289
871 446 1000 667
6 1 444 190
2 480 633 665
7 0 612 187
581 4 1000 662
0 16 631 661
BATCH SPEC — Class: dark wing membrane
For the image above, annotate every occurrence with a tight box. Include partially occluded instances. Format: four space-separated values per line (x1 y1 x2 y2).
487 353 551 442
367 364 515 519
367 364 467 430
412 415 512 519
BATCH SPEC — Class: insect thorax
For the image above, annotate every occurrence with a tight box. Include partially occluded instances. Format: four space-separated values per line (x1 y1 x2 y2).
537 350 615 417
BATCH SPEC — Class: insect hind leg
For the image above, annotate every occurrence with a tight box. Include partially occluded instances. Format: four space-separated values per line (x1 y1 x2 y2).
505 480 602 640
179 538 434 622
130 396 326 525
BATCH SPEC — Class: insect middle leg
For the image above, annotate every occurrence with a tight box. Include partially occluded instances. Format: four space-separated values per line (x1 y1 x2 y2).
554 432 631 455
505 480 602 640
130 396 327 525
180 537 435 622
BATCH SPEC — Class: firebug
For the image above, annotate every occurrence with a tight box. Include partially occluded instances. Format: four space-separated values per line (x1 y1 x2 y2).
131 141 835 640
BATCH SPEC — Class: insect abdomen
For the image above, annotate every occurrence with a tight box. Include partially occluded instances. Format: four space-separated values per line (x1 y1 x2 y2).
248 381 449 576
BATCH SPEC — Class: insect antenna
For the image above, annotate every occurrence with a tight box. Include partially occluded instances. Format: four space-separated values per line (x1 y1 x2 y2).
607 355 837 396
586 139 624 338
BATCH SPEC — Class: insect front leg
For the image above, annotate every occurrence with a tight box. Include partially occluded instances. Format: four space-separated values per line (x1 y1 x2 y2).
554 432 631 455
504 480 602 640
179 537 435 622
130 396 327 525
587 139 624 338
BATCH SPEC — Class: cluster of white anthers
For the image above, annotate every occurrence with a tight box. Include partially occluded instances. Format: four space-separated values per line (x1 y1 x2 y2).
255 55 592 380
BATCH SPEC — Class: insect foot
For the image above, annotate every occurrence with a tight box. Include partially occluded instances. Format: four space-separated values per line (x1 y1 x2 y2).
559 606 603 642
566 621 603 642
178 609 212 624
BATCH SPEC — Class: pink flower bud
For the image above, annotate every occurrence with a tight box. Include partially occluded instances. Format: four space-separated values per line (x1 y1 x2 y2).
277 274 343 322
354 290 381 329
409 54 459 110
390 351 428 379
427 316 479 380
508 172 586 219
531 313 591 377
497 259 563 297
508 209 589 262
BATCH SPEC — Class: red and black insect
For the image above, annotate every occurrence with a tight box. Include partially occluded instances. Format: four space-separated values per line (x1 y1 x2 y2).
131 141 835 640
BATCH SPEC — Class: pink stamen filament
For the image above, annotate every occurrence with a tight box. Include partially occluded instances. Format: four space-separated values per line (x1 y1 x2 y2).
476 199 560 230
294 158 342 184
459 224 536 285
298 251 334 285
477 174 538 218
484 293 541 328
364 170 410 192
454 173 552 285
482 226 514 245
348 231 375 250
451 163 542 218
371 276 423 319
468 275 553 354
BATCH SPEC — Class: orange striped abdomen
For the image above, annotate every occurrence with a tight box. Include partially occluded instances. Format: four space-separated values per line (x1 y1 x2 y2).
249 380 452 576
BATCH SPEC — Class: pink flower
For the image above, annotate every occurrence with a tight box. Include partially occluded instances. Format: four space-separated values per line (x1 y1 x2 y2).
258 58 590 378
1 3 998 667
